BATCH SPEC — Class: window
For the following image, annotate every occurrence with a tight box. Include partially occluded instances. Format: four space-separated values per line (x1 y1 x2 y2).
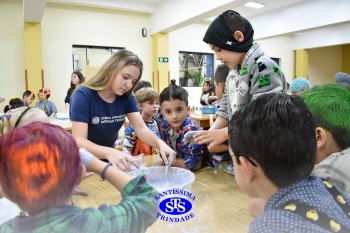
72 45 124 79
271 57 280 66
178 52 214 87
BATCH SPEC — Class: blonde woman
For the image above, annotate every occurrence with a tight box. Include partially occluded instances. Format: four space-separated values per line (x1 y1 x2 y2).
70 50 175 170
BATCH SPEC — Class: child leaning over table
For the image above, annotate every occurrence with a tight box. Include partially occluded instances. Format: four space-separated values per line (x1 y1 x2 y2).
0 122 158 232
159 82 214 171
0 107 93 224
124 87 160 156
210 63 230 154
209 64 235 174
193 10 286 149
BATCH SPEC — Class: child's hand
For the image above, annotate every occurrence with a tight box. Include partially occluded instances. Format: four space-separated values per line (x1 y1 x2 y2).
194 128 228 150
183 131 198 146
0 97 5 103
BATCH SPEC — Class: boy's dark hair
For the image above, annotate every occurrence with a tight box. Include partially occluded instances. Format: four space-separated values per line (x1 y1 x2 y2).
224 10 245 35
0 122 81 215
160 81 188 106
134 80 152 94
214 64 230 84
229 93 316 188
22 90 35 100
3 98 24 113
300 84 350 150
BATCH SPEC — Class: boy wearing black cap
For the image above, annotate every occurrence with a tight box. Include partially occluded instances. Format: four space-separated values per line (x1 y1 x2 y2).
193 10 287 148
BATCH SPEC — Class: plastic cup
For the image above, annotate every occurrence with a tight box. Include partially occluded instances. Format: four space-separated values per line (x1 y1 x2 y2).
134 153 145 169
115 140 123 151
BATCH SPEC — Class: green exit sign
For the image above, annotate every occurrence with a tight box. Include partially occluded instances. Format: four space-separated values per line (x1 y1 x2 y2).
158 57 169 63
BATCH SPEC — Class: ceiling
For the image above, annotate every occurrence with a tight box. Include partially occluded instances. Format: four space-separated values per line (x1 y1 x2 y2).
46 0 304 18
23 0 350 42
26 0 304 24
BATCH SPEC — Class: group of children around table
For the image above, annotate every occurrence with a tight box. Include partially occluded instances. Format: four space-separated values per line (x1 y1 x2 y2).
2 88 57 119
2 69 87 121
1 9 350 233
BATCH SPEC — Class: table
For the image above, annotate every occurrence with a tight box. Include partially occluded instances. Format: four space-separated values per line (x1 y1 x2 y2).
190 113 216 129
50 118 72 131
73 155 253 232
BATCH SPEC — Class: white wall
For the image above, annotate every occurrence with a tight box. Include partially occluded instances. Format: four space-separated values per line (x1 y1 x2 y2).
256 36 295 83
0 0 25 111
0 2 154 112
42 4 153 111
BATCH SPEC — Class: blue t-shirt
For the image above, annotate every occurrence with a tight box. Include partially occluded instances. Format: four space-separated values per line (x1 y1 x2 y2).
70 86 139 148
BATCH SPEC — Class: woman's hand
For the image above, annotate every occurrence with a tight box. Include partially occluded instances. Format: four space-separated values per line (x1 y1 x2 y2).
194 127 228 150
105 147 136 171
158 142 176 165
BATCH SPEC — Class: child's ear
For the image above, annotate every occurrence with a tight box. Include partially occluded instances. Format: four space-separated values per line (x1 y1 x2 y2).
219 83 225 93
233 31 244 42
315 127 327 149
138 103 142 110
239 156 257 185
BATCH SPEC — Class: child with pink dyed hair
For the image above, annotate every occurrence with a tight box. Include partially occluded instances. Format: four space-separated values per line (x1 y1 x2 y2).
0 122 158 232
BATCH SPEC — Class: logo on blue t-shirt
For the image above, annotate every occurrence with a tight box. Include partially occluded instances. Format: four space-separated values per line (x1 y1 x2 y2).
92 117 100 124
154 189 195 223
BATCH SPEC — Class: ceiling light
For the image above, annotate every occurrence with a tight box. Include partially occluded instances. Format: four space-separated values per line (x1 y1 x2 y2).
244 2 265 9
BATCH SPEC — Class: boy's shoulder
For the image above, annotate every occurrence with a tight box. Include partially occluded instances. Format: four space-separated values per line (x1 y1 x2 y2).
312 147 350 196
255 176 350 232
182 116 201 131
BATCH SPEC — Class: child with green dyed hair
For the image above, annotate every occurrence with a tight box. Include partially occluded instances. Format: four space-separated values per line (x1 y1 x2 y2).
249 84 350 218
300 84 350 197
